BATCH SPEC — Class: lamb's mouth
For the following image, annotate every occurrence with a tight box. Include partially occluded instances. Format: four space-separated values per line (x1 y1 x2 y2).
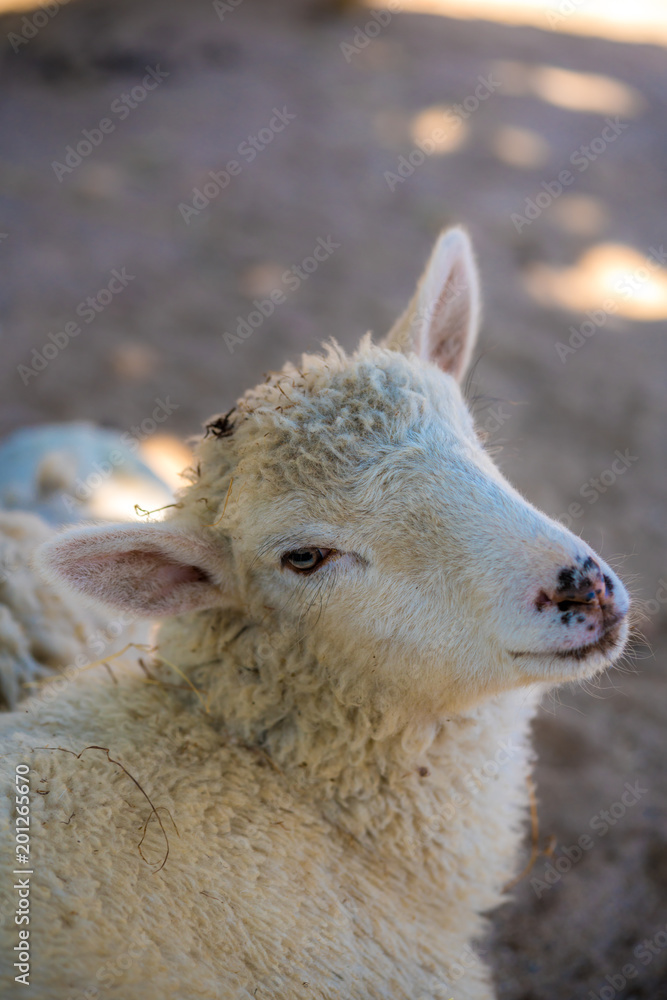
509 622 625 662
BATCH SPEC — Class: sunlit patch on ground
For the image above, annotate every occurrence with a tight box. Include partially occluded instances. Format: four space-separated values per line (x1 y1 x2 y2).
372 105 470 156
491 62 646 117
410 105 469 154
366 0 667 47
139 435 194 493
239 262 288 299
523 243 667 320
548 194 608 236
491 125 550 168
86 435 193 521
86 474 172 522
0 0 42 9
111 343 162 382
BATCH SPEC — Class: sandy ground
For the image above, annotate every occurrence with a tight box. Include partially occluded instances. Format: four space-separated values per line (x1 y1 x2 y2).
1 0 666 996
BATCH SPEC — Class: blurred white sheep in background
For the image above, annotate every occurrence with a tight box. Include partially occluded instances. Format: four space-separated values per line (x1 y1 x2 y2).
0 422 190 706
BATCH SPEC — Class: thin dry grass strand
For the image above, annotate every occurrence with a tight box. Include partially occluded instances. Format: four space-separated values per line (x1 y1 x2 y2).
206 477 243 527
151 651 210 714
102 662 118 685
503 776 550 891
32 745 173 873
137 657 198 693
24 642 155 688
134 502 184 518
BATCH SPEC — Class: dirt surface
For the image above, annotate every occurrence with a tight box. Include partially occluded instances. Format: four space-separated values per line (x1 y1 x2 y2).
1 1 666 996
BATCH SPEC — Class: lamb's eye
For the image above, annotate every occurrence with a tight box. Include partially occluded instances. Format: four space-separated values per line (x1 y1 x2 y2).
282 548 332 574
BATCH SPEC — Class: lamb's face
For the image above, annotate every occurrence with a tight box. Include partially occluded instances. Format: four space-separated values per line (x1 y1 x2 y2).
219 342 629 715
38 228 629 718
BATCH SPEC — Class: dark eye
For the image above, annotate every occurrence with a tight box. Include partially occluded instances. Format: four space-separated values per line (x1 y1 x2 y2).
282 548 333 574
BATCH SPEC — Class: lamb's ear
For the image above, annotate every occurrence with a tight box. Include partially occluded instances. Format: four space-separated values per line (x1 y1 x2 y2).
36 523 230 618
383 227 480 381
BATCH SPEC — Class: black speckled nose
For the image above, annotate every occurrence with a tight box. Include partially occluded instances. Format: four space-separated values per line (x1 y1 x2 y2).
535 557 610 614
556 562 606 606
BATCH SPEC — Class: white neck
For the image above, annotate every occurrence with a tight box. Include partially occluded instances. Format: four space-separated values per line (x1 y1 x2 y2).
157 609 537 861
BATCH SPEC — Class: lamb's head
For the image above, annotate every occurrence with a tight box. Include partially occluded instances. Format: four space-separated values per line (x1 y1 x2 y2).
39 229 629 721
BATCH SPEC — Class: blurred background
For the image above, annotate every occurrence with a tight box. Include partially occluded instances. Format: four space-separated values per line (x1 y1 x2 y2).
1 0 666 995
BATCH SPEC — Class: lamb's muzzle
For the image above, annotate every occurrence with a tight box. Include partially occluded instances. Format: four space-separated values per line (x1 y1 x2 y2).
511 553 628 665
537 555 621 611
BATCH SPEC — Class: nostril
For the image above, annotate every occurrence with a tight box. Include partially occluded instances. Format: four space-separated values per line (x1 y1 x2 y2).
538 559 610 613
535 590 551 612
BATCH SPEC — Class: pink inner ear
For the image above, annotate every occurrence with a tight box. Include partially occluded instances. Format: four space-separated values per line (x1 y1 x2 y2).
422 262 471 377
38 525 227 618
429 327 466 374
153 562 210 587
57 547 220 617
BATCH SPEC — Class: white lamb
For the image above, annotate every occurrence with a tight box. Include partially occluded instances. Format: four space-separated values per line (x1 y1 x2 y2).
0 229 629 999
